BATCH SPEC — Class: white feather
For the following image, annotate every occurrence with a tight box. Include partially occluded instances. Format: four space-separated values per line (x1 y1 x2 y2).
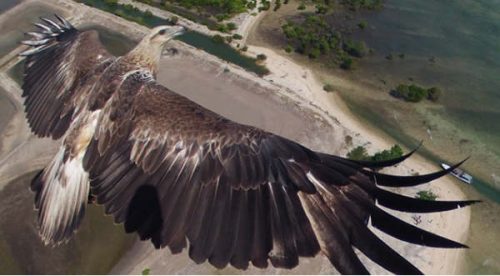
38 147 89 245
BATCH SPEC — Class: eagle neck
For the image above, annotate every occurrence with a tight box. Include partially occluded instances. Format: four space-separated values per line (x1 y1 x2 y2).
124 40 162 75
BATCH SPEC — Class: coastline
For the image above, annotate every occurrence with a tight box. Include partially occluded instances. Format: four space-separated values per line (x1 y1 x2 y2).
243 10 471 275
0 0 473 274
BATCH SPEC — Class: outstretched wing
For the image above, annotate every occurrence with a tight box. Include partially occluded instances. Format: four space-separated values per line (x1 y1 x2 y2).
20 15 114 139
82 73 478 274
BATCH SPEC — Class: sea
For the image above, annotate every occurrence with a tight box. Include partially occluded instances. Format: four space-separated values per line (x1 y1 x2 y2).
341 0 500 273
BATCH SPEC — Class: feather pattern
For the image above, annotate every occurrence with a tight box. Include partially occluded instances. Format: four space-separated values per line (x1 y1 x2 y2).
21 16 479 275
82 76 477 274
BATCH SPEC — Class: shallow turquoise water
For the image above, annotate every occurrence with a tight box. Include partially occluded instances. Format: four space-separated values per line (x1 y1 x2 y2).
348 0 500 195
341 1 500 273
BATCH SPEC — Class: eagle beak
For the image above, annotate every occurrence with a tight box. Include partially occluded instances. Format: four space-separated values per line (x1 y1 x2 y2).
172 25 186 38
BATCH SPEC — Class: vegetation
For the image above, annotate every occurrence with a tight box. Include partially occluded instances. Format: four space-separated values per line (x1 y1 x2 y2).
370 144 403 162
281 14 370 69
427 87 442 102
391 84 443 103
347 144 404 161
142 268 151 275
256 54 267 61
340 56 355 70
134 0 256 31
357 20 367 29
78 0 270 77
170 15 179 24
341 0 383 11
415 190 438 201
141 0 248 18
232 33 243 40
298 3 306 10
211 34 225 43
347 146 369 160
323 83 335 92
343 39 368 57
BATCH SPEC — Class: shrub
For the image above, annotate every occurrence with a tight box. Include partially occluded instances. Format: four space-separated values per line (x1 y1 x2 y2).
427 87 442 102
308 48 321 59
170 15 179 24
298 3 306 10
257 54 267 61
259 0 271 11
340 56 354 70
274 0 282 11
284 45 293 53
241 45 248 51
211 34 225 43
226 22 237 31
371 145 403 161
415 190 438 201
216 23 228 33
343 40 368 57
391 84 429 102
407 84 428 102
347 144 404 161
315 4 328 14
323 84 335 92
358 20 367 29
347 146 369 160
232 33 243 40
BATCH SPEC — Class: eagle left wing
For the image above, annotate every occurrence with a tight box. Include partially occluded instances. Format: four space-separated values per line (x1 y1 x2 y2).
81 73 477 274
20 15 115 139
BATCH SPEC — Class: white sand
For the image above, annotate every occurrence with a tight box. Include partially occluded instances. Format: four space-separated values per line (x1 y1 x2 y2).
0 1 472 274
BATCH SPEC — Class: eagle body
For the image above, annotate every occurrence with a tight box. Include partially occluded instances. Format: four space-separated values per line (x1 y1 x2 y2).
19 16 478 274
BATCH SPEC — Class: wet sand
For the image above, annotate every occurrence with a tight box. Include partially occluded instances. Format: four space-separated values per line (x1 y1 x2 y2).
0 171 135 274
0 88 16 151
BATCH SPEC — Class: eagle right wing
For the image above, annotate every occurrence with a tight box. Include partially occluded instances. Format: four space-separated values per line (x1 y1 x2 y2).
82 74 478 274
20 15 115 139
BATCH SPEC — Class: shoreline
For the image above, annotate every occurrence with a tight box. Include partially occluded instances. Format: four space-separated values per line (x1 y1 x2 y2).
243 9 471 274
0 0 473 274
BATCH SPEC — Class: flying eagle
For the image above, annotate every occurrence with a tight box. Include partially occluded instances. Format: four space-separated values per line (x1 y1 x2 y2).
19 16 477 274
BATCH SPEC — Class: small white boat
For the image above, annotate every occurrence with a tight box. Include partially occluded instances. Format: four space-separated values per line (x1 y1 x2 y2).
441 163 473 184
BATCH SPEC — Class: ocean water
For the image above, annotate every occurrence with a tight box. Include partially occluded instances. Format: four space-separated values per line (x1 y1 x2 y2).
348 0 500 194
340 0 500 273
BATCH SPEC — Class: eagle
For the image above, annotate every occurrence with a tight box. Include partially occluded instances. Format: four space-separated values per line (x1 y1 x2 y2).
19 16 477 274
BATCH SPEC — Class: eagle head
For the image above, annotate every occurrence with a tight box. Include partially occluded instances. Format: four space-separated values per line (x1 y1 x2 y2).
127 25 186 73
148 25 185 46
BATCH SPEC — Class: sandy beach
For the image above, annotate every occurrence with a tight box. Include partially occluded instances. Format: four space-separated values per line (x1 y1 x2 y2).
0 0 472 274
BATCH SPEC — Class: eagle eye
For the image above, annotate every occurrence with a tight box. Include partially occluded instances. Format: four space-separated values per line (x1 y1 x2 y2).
158 29 166 35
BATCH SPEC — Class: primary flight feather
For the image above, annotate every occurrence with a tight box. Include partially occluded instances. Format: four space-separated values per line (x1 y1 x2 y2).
19 16 478 274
